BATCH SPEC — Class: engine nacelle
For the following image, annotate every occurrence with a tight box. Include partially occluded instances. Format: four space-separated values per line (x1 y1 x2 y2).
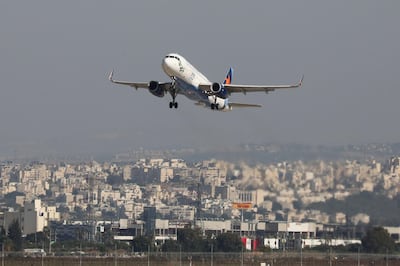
148 81 165 97
211 82 222 94
210 82 229 99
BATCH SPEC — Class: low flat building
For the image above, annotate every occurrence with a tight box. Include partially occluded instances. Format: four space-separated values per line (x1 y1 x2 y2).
384 226 400 243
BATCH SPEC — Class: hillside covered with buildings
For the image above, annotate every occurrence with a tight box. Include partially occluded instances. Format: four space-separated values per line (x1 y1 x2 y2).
0 144 399 252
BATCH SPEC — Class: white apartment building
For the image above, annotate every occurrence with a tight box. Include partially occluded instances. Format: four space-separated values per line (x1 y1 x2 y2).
13 199 61 235
237 189 266 206
23 199 46 235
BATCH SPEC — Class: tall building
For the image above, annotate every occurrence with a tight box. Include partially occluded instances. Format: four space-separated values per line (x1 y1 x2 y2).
237 189 266 206
143 206 156 236
123 165 132 181
24 199 46 235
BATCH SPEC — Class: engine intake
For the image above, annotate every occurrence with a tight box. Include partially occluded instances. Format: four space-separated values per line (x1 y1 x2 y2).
148 81 165 97
211 82 222 94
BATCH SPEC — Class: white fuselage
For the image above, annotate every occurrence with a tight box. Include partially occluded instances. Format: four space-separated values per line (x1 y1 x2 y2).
162 53 210 87
161 53 230 111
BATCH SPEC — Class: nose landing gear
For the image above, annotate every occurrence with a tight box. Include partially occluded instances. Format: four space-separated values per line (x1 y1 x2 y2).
169 77 178 109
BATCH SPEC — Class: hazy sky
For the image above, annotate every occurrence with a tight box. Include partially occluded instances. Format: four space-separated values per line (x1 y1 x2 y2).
1 1 399 157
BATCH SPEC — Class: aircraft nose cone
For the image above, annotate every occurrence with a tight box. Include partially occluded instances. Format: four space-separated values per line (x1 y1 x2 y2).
162 57 175 76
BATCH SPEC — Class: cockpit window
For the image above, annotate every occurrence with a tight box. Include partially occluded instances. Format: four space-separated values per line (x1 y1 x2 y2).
165 55 181 62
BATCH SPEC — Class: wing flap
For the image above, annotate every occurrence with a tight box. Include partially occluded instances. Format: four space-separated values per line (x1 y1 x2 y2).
225 75 304 94
108 71 172 90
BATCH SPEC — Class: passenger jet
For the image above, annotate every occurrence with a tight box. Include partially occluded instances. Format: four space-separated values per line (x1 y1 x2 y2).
109 53 303 111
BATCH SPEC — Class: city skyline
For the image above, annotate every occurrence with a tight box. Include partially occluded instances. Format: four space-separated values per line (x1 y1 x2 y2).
1 153 399 232
1 1 400 157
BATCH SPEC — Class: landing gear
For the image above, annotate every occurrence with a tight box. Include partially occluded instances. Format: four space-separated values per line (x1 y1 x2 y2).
210 103 219 110
169 101 178 109
169 76 178 109
210 95 219 110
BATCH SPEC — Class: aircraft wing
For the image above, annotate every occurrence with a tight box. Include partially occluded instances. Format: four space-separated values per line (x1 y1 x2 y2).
108 71 172 90
224 75 303 94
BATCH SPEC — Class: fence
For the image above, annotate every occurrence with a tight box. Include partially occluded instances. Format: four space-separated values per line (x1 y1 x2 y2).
0 251 399 266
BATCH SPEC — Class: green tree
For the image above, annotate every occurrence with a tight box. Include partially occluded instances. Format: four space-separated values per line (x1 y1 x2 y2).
132 235 151 252
0 227 5 243
362 227 395 253
4 192 24 208
177 228 207 252
215 233 243 252
55 193 67 203
0 227 6 251
8 219 22 251
106 174 123 186
161 239 180 252
272 201 282 211
25 231 48 246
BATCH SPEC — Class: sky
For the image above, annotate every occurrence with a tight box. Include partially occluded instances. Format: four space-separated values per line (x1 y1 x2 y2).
1 1 400 157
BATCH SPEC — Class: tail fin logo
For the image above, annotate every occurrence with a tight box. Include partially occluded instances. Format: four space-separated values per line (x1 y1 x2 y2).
223 67 233 85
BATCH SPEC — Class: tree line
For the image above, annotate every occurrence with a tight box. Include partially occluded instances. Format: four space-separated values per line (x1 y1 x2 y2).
1 221 399 254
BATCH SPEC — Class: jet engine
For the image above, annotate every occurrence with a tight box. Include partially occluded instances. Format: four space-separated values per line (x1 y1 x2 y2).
209 82 229 99
148 81 165 97
211 82 222 94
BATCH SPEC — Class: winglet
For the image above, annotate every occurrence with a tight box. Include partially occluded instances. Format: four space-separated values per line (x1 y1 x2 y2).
298 75 304 87
108 70 114 82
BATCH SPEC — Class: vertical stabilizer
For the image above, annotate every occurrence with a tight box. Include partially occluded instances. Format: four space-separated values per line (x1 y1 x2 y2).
223 67 233 85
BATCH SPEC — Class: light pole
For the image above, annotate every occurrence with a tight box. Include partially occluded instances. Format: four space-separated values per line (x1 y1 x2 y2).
147 244 150 266
300 238 303 266
79 242 82 266
241 245 244 266
179 244 182 266
114 243 117 266
49 228 51 254
386 248 389 266
1 218 4 266
211 243 213 266
1 243 4 266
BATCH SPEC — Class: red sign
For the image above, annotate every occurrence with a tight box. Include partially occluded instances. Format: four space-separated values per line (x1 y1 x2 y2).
232 202 252 209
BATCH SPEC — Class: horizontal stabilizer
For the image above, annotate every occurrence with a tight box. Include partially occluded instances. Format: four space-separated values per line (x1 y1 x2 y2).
230 103 262 108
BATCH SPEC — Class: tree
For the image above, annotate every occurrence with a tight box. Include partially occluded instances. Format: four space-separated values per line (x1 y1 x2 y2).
25 232 48 246
362 227 395 253
106 174 123 186
73 206 87 219
132 235 151 252
0 227 7 251
55 193 67 203
272 201 282 211
4 192 24 208
215 233 243 252
8 219 22 251
161 239 180 252
177 228 207 252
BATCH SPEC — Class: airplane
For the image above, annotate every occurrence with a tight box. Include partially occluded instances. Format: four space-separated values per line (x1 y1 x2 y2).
109 53 303 111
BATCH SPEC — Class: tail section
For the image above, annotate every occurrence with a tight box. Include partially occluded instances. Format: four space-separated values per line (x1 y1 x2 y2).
223 67 233 85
